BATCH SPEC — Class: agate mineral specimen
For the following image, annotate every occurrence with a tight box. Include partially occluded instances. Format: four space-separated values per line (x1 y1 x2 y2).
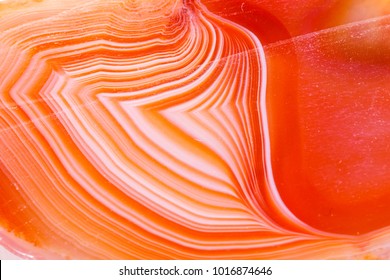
0 0 389 259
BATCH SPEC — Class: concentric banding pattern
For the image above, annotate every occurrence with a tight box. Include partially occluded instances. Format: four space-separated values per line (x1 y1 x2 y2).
0 0 389 259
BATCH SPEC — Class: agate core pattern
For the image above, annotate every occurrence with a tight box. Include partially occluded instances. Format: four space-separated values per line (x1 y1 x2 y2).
0 0 389 259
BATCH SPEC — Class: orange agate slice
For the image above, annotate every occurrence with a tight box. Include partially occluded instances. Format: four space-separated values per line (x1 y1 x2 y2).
0 0 389 259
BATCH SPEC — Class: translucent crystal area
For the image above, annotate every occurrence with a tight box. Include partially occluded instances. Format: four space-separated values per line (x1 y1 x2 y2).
0 0 389 259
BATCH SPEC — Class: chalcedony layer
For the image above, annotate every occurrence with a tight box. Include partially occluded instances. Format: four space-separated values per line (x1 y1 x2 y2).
0 0 389 259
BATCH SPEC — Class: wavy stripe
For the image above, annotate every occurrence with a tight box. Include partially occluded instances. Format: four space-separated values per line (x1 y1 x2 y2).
0 0 389 259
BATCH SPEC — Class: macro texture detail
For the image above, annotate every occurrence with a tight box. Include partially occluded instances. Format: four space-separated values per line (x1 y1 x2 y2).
0 0 389 259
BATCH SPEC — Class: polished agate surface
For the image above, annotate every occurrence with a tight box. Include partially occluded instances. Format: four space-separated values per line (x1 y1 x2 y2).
0 0 389 259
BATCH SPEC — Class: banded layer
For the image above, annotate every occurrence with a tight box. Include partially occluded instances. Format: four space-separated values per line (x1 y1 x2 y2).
0 0 389 259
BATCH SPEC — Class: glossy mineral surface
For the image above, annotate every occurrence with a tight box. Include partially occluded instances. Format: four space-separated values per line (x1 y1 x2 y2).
0 0 389 259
